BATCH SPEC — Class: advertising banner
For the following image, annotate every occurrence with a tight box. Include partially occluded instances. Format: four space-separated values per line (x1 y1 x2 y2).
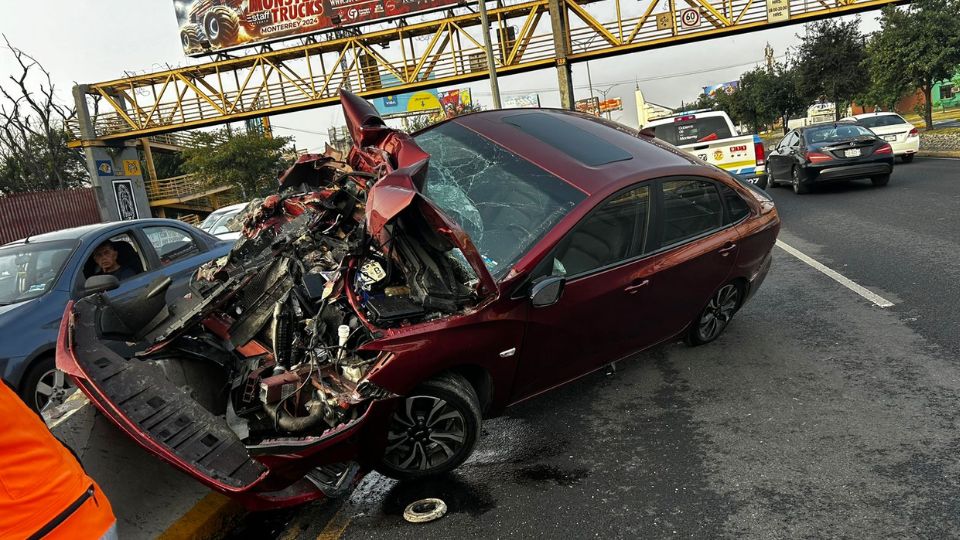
503 94 540 108
598 98 622 113
575 97 600 116
174 0 461 57
702 81 739 97
438 88 472 118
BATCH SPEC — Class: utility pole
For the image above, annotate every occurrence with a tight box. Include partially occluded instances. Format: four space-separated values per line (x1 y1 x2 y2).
477 0 502 108
586 61 595 98
548 0 575 110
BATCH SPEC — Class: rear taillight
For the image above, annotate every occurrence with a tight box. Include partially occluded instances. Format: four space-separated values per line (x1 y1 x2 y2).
908 127 919 138
875 143 893 155
805 151 832 164
754 140 765 166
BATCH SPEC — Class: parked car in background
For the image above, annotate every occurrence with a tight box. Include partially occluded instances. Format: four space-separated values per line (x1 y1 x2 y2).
767 123 895 194
644 110 769 189
843 112 919 163
59 92 780 509
199 202 248 241
0 219 231 412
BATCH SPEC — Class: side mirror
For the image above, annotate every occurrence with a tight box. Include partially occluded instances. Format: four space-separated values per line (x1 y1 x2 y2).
530 276 565 308
84 275 120 296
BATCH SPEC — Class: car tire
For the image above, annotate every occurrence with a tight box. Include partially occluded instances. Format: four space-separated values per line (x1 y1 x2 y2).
686 282 742 347
901 154 914 163
871 174 891 187
757 174 770 190
792 167 810 194
19 356 73 413
766 173 778 188
377 373 481 481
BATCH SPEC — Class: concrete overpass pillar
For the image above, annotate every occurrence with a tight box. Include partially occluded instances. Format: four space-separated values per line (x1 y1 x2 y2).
73 85 152 222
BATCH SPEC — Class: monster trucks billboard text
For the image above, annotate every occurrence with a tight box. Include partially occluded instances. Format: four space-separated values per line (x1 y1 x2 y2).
175 0 461 56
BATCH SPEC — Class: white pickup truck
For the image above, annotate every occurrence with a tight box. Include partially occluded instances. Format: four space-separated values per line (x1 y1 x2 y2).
644 110 769 188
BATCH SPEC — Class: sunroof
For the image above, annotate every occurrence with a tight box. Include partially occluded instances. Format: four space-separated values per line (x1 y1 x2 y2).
503 112 634 167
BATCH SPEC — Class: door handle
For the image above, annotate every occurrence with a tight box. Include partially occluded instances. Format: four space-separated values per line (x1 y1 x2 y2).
624 279 650 293
718 242 737 256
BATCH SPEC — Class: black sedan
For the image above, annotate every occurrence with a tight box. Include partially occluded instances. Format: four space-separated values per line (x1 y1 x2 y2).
767 123 895 194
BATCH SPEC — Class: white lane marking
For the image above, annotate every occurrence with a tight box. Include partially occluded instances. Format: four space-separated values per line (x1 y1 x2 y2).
776 239 895 308
48 393 90 429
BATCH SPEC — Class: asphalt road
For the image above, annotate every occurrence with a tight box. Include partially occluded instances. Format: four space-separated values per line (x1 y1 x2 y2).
231 157 960 539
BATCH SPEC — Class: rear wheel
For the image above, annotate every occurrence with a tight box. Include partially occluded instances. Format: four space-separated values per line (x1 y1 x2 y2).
19 356 74 413
377 373 481 480
792 166 810 194
687 282 742 346
757 174 770 190
901 154 914 163
872 174 891 187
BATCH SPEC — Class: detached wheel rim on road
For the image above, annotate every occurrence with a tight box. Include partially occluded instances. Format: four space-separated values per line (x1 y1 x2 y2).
36 368 72 412
698 284 740 342
383 395 467 472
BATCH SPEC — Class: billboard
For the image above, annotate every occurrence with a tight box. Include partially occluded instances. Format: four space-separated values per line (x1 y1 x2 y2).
438 88 472 118
598 98 622 113
369 72 441 117
575 97 600 116
174 0 461 57
503 94 541 108
703 81 739 97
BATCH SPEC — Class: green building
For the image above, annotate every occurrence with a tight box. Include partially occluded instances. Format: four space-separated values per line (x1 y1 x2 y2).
932 69 960 109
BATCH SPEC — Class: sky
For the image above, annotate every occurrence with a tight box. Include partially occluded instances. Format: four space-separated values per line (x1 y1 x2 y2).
0 1 881 151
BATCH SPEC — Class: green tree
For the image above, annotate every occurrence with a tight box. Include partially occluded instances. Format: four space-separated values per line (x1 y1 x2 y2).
795 18 869 120
182 129 293 199
865 0 960 128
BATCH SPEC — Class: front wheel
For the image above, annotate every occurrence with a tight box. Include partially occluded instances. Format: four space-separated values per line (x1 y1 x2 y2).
377 373 481 480
871 174 891 187
19 356 74 413
901 154 914 163
687 282 742 346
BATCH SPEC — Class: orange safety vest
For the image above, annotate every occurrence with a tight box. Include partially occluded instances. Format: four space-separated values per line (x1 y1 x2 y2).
0 383 115 540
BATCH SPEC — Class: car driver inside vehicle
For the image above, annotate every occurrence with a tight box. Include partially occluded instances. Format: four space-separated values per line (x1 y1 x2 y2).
91 241 137 281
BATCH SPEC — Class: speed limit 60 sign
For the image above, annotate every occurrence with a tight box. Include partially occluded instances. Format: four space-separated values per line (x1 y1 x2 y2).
680 8 701 28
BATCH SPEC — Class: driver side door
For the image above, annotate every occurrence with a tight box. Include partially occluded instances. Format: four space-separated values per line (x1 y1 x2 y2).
512 184 659 400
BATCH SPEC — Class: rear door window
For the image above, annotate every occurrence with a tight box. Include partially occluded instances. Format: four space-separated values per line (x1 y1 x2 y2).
720 185 750 224
653 117 734 145
143 226 201 266
659 179 724 246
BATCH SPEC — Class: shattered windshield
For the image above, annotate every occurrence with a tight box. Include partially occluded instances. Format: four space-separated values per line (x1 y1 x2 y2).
414 122 586 279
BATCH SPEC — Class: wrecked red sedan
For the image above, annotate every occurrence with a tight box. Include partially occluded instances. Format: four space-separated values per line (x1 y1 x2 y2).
57 92 779 509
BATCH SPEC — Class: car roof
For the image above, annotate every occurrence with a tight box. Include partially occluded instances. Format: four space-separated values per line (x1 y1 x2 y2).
851 112 902 118
2 218 201 246
446 109 700 195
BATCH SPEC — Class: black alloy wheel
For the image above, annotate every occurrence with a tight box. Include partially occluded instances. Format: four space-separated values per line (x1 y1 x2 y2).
687 283 741 346
872 174 891 187
378 373 481 480
792 166 810 194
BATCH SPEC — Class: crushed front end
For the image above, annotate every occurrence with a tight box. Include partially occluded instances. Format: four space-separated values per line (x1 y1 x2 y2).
57 92 495 508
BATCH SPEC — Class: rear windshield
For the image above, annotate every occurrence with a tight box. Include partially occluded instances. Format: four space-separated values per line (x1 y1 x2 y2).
856 115 907 128
653 116 734 145
804 125 874 144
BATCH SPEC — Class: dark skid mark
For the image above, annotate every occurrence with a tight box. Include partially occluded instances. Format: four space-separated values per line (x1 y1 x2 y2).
513 464 589 487
380 473 496 518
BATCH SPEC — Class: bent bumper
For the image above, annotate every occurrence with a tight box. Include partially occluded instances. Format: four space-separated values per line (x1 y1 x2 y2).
56 299 391 510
